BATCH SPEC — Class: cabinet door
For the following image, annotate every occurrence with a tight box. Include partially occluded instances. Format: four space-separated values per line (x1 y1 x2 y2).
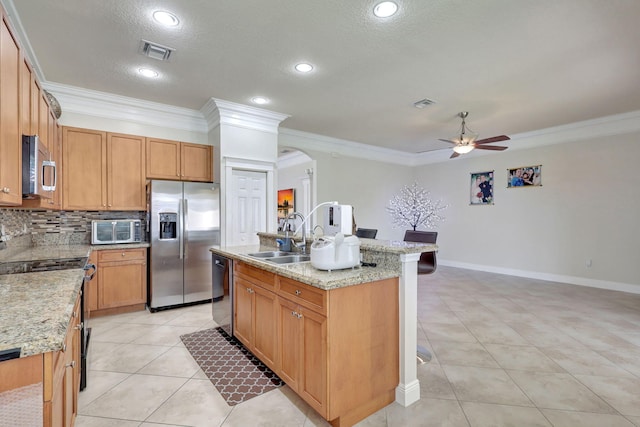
38 91 49 148
181 142 212 182
277 297 301 390
107 133 146 210
298 307 327 414
0 15 22 205
20 57 33 135
146 137 181 180
98 258 146 309
233 277 253 348
252 285 278 370
62 127 107 210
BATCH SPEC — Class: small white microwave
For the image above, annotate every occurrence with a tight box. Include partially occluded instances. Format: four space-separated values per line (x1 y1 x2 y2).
91 219 142 245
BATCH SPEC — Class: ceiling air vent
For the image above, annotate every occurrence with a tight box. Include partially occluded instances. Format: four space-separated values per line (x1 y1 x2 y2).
139 40 175 61
413 98 436 109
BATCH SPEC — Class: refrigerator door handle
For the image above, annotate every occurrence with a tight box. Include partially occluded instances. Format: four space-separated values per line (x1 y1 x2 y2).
179 199 184 259
183 199 189 259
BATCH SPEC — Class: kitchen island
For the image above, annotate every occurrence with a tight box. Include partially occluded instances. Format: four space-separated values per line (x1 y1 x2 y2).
210 234 436 426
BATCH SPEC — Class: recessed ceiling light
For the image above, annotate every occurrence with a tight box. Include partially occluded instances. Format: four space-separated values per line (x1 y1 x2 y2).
153 10 180 27
295 63 314 73
373 1 398 18
251 96 269 105
138 68 159 78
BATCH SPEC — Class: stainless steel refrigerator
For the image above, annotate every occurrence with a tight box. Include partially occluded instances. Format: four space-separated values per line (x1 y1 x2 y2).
149 180 220 310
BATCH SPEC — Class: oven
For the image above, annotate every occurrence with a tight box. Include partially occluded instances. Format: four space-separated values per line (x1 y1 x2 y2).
81 261 96 391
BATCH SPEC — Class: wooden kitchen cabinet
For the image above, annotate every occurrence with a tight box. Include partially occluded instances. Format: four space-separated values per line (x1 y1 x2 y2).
95 248 147 312
43 292 81 427
146 137 213 182
0 12 22 206
233 262 278 371
63 127 146 211
233 261 399 426
277 279 328 415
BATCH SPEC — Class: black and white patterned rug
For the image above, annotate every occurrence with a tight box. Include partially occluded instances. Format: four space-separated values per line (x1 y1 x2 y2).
180 326 284 406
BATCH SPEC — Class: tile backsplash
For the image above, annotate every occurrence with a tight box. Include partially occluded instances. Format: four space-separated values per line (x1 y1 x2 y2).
0 209 146 247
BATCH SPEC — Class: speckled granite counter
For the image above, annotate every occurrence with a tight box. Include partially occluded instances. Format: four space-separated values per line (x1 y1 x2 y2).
0 269 84 357
0 242 150 356
210 237 436 290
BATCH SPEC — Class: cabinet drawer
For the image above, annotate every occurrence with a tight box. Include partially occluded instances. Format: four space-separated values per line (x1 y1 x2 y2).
278 277 326 314
98 248 146 262
235 262 276 289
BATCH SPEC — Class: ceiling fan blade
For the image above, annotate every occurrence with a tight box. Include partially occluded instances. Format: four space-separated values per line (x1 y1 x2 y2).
474 135 510 145
438 138 458 145
474 145 508 151
449 151 460 159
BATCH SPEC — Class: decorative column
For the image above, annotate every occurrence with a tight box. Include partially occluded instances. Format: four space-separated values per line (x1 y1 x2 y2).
395 252 421 406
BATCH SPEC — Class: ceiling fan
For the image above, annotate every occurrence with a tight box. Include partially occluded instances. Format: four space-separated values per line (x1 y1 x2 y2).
439 112 510 159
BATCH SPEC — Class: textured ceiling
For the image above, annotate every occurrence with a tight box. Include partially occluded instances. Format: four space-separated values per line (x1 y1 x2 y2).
8 0 640 153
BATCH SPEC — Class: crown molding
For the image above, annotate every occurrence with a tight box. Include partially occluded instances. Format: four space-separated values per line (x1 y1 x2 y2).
279 127 420 166
43 82 208 133
1 0 45 81
281 109 640 166
201 98 290 133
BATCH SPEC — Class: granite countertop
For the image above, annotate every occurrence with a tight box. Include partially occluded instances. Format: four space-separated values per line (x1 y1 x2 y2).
210 239 437 290
0 269 84 357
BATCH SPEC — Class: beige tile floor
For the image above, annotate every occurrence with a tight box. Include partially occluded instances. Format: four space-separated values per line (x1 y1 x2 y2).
76 266 640 427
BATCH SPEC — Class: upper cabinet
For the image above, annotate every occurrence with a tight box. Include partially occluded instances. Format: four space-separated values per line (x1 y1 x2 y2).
0 12 22 206
147 138 213 182
63 127 146 211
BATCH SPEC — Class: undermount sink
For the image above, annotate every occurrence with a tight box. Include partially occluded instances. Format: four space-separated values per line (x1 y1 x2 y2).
246 251 310 264
265 254 311 264
247 251 294 258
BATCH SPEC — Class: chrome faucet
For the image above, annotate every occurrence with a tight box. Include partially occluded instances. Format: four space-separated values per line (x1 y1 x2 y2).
285 212 307 254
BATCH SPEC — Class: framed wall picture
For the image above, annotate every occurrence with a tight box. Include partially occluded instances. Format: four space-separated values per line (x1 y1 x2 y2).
470 171 494 205
507 165 542 188
277 188 295 219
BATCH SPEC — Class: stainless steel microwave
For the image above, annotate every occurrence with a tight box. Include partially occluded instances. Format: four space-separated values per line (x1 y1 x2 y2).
22 135 56 199
91 219 142 245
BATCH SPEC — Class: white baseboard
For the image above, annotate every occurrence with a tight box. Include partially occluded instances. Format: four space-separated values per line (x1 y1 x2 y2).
438 260 640 295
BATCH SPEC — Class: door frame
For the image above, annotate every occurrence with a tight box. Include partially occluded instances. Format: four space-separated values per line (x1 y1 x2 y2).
222 157 276 246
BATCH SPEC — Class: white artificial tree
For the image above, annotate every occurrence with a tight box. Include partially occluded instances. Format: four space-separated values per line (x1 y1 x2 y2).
386 182 447 231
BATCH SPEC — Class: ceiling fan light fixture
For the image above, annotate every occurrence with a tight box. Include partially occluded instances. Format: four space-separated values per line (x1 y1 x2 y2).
453 144 474 154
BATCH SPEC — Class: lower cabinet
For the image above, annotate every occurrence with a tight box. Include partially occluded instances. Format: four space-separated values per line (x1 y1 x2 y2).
44 291 81 427
277 297 327 414
233 261 399 427
91 248 147 316
233 264 278 371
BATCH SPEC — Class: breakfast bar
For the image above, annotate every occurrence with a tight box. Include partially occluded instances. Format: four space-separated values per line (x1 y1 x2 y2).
210 233 436 426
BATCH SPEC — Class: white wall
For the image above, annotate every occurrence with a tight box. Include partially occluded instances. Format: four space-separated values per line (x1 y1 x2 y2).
414 132 640 291
277 133 415 241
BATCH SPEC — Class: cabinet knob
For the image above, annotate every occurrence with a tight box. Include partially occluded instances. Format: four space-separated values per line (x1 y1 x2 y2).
1 187 9 193
297 313 302 319
75 322 84 330
291 311 297 317
65 361 76 369
295 290 301 295
122 252 125 256
62 343 66 352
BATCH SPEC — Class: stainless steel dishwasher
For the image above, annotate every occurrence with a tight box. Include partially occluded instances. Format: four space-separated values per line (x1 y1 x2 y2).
212 253 233 333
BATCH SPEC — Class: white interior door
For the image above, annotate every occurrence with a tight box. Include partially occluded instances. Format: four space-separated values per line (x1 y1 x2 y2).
230 169 267 246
